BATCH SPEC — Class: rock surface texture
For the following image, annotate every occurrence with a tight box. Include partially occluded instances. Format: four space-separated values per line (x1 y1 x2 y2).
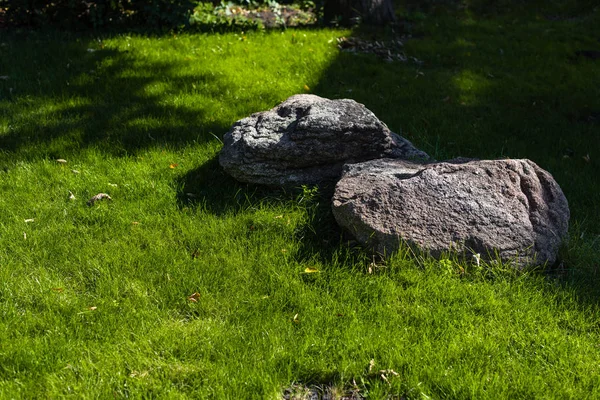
332 158 570 267
219 94 429 186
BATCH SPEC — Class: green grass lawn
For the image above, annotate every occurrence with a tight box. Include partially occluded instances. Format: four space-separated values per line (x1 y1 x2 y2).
1 4 600 398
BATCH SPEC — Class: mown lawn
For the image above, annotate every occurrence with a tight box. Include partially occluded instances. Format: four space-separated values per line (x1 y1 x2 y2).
1 4 599 398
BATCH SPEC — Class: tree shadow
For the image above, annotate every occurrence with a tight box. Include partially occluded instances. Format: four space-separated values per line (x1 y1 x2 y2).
308 5 600 303
0 31 233 160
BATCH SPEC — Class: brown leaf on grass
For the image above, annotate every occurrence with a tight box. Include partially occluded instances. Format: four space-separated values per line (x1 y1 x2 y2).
304 267 319 273
187 292 201 302
51 287 64 293
169 163 178 169
87 193 112 206
88 306 97 311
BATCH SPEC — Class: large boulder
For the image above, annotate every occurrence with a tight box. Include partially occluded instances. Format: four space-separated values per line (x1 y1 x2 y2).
219 94 429 186
332 158 570 267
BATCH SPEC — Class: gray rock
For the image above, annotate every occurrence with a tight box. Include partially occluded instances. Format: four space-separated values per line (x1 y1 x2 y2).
332 158 570 267
219 94 429 186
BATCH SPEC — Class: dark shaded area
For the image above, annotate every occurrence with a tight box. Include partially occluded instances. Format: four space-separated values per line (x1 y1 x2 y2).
313 10 600 224
324 0 396 25
310 7 600 304
176 156 268 216
176 155 353 264
2 0 195 31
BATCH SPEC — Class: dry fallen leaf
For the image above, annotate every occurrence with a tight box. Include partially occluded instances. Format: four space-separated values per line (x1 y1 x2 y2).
187 292 201 302
293 313 300 323
24 218 34 223
56 159 67 164
368 359 375 372
52 287 64 293
303 84 310 91
88 306 97 311
379 369 399 376
169 163 178 169
68 191 76 201
583 154 591 162
130 370 149 378
304 267 319 273
87 193 112 206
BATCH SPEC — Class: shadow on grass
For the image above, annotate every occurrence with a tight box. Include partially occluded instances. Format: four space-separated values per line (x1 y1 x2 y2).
310 9 600 299
174 155 300 216
0 31 231 160
176 154 354 265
